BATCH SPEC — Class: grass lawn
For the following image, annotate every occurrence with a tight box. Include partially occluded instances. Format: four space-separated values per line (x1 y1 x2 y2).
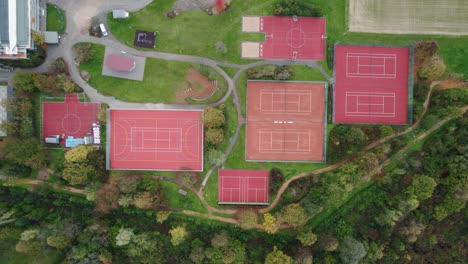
160 181 207 213
46 4 66 34
203 170 219 208
108 0 274 64
78 43 228 103
220 66 240 78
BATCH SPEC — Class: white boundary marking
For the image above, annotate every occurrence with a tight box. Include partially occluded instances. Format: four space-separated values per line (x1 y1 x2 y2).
258 129 311 153
220 175 268 203
345 52 397 78
130 127 183 152
345 92 396 117
259 89 312 113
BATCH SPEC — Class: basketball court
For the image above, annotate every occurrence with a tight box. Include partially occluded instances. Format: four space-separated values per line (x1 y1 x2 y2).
246 81 327 162
241 16 326 60
333 45 412 124
42 94 100 145
108 109 203 171
218 169 269 205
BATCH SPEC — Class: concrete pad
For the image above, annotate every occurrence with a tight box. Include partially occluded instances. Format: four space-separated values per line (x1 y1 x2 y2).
242 16 261 32
241 42 260 58
102 47 146 81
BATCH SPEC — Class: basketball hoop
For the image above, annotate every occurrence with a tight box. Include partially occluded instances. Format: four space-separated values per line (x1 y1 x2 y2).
292 15 298 22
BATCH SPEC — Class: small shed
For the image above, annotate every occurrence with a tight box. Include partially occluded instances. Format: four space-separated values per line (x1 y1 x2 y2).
44 31 59 44
113 9 129 19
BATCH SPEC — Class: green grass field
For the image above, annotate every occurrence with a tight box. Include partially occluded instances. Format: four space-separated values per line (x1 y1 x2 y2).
108 0 274 64
160 181 207 213
78 43 227 103
46 4 66 34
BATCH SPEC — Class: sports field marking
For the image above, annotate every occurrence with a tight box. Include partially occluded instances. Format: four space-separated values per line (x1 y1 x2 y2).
345 92 396 117
258 129 311 153
219 176 268 203
259 90 312 113
130 127 182 152
346 52 397 78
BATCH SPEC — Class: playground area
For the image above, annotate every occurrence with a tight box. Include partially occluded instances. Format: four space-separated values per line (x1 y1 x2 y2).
107 109 203 171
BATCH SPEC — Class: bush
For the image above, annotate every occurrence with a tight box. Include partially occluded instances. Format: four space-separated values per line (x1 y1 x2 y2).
273 66 293 80
74 43 96 63
274 0 322 17
418 56 446 81
236 209 258 230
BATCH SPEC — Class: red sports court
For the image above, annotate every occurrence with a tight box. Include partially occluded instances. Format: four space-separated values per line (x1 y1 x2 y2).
42 94 100 145
108 109 203 171
333 45 412 124
241 16 326 60
261 16 325 60
218 169 269 205
246 81 327 162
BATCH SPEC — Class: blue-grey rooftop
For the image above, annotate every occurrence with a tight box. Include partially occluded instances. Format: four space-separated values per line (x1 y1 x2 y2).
0 0 9 44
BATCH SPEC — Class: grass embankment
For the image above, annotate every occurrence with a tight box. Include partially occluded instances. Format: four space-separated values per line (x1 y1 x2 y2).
46 4 66 34
78 44 227 103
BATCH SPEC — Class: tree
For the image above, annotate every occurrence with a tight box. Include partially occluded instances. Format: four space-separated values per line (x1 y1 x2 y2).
115 228 134 246
63 162 96 185
262 213 280 234
116 176 140 194
205 127 225 145
49 58 67 74
418 56 446 80
31 30 45 45
4 138 46 169
237 209 258 230
74 43 96 63
296 230 317 246
13 72 37 93
65 145 94 163
15 240 42 255
176 170 200 187
118 195 133 208
273 66 293 80
339 237 367 264
318 233 339 252
156 210 171 224
433 196 465 221
281 203 308 228
379 125 394 137
415 40 439 65
211 231 230 248
265 246 294 264
133 191 155 209
207 149 225 166
47 234 71 250
274 0 322 17
222 240 246 264
399 220 426 243
189 246 205 263
127 233 163 263
406 175 437 200
169 226 189 246
215 41 227 54
95 184 120 212
204 107 225 128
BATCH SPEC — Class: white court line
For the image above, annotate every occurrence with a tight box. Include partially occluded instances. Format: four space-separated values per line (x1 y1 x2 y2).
260 90 312 113
345 92 396 117
258 129 311 153
130 127 183 152
346 52 397 79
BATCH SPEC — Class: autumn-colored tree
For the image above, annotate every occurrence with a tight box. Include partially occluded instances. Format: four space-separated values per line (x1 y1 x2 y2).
205 127 225 145
237 209 258 230
262 213 280 234
203 107 225 128
296 230 317 246
169 226 189 246
265 246 294 264
418 56 446 81
281 203 308 228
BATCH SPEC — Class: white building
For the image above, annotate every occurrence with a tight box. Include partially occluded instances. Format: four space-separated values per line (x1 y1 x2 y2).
0 0 40 59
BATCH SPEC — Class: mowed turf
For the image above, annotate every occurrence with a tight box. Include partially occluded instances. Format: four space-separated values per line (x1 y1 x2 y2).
78 43 227 103
108 0 272 64
349 0 468 35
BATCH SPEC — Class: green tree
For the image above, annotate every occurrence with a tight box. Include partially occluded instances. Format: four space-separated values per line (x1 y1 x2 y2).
115 228 134 246
65 145 94 163
211 231 230 248
13 72 37 93
262 213 280 234
318 233 339 252
237 209 258 230
63 162 96 185
265 246 294 264
379 125 394 137
339 237 367 264
31 30 45 45
296 230 317 246
116 176 140 194
274 0 322 17
189 246 205 263
127 233 163 263
433 196 465 221
281 203 308 228
4 138 46 169
207 149 225 166
203 107 225 128
222 240 246 264
47 234 71 250
169 226 189 246
118 194 133 208
406 175 437 200
15 240 41 255
156 210 171 224
205 127 225 145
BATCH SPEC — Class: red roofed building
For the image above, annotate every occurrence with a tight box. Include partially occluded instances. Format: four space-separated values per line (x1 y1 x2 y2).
218 169 269 205
105 54 136 72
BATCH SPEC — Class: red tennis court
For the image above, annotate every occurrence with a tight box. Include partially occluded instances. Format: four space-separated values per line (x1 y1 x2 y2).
108 109 203 171
333 45 411 124
218 169 269 205
246 81 327 162
42 94 100 145
260 16 325 60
